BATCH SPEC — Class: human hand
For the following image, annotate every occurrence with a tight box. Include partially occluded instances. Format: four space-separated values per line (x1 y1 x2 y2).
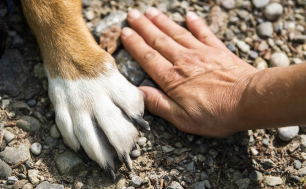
121 8 260 138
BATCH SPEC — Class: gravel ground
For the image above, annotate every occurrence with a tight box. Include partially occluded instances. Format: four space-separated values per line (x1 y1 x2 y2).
0 0 306 188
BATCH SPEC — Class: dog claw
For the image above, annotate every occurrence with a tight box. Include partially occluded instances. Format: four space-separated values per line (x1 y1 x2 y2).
132 116 150 131
122 153 132 171
107 164 116 181
78 147 91 165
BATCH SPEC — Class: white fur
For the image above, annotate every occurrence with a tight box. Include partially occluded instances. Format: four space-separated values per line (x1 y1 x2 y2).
46 68 144 170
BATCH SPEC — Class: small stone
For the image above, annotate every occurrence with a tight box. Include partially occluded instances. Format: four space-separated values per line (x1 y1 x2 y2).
22 183 33 189
167 181 183 189
194 180 211 189
253 57 268 70
0 160 12 179
226 43 236 53
278 126 299 141
85 9 94 20
225 30 235 40
235 178 250 189
201 171 209 180
0 145 31 164
249 51 258 60
33 63 45 79
162 145 175 153
13 180 29 189
221 0 236 10
233 171 243 180
250 148 259 156
294 160 302 170
13 101 31 115
290 176 300 183
258 41 269 51
252 0 270 8
27 100 37 107
30 143 42 156
50 125 61 139
249 170 263 182
293 58 303 64
137 137 147 146
170 169 180 176
208 149 218 156
262 159 276 168
131 176 142 187
3 130 15 143
35 181 64 189
44 136 58 147
16 116 40 132
262 138 269 146
28 169 39 185
236 40 250 53
198 155 206 162
264 3 283 21
95 11 127 37
270 52 290 67
186 162 195 172
55 151 85 175
257 22 273 38
298 167 306 176
130 145 141 158
249 135 255 145
116 174 126 189
7 176 18 185
265 176 282 186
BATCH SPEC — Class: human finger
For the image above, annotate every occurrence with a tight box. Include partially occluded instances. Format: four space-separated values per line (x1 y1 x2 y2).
186 12 230 52
127 9 186 63
121 27 174 89
145 7 205 49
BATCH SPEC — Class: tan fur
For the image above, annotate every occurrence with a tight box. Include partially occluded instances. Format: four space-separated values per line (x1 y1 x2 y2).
21 0 115 80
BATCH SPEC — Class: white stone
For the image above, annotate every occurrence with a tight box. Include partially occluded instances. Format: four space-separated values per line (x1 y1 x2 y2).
250 148 259 156
30 143 42 155
50 125 61 138
278 126 299 141
270 52 290 67
264 3 283 21
265 176 282 186
252 0 270 8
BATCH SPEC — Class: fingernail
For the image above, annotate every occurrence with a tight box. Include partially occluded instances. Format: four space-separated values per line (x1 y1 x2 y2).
187 11 198 21
146 7 159 19
121 27 133 37
139 90 146 101
128 9 141 20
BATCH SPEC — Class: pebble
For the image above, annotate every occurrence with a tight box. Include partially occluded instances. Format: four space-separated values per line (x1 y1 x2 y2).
162 145 175 153
3 130 15 143
22 183 33 189
130 144 141 158
27 100 37 107
55 151 85 175
194 180 211 189
28 169 39 185
167 181 183 189
44 136 58 147
35 181 64 189
131 176 142 187
16 116 40 132
7 176 18 185
264 3 283 21
30 143 42 156
137 137 147 146
262 138 269 146
236 40 250 53
226 43 236 53
270 52 290 67
250 148 259 156
265 176 283 186
170 169 180 176
252 0 270 8
253 57 268 70
249 170 263 182
0 160 12 179
249 51 258 59
278 126 299 141
186 162 195 172
257 22 273 38
293 58 303 64
94 11 127 37
290 176 300 183
233 171 243 180
201 171 209 180
221 0 236 10
258 41 269 51
235 178 250 189
249 135 255 145
208 149 218 156
262 159 276 168
13 101 31 115
0 144 31 164
85 9 94 20
50 125 61 138
225 30 235 40
298 167 306 176
293 160 302 170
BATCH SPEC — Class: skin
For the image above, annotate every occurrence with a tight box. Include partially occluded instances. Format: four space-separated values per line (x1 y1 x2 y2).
121 8 306 138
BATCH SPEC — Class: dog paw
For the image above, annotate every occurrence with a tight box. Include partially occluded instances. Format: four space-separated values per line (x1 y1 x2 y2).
47 68 149 177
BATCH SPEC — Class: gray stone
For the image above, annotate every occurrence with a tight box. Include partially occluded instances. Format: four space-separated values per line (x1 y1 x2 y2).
167 181 183 189
235 178 250 189
221 0 236 10
115 49 146 86
199 144 210 154
194 180 211 189
94 11 127 37
12 34 24 47
278 126 299 141
162 145 175 153
7 176 18 185
257 22 273 38
225 30 235 40
270 52 290 67
252 0 270 8
208 149 218 156
249 51 258 60
28 169 39 185
0 145 31 164
35 181 64 189
13 101 31 115
0 160 11 179
298 167 306 176
233 170 243 180
50 125 61 139
265 176 282 186
16 116 40 132
55 151 84 175
186 162 195 172
264 3 283 21
249 170 263 182
131 176 142 187
44 136 58 148
30 143 42 156
262 159 276 168
290 176 300 183
27 100 37 107
201 171 209 180
236 40 250 53
293 160 302 170
130 144 141 158
226 43 236 52
137 137 147 146
3 130 15 143
262 138 269 146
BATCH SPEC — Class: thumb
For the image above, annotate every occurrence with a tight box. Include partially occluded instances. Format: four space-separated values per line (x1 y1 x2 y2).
138 86 181 125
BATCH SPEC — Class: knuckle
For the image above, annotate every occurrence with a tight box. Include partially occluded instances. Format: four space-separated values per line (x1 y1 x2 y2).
143 49 158 63
172 29 191 41
152 35 170 49
198 31 209 42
